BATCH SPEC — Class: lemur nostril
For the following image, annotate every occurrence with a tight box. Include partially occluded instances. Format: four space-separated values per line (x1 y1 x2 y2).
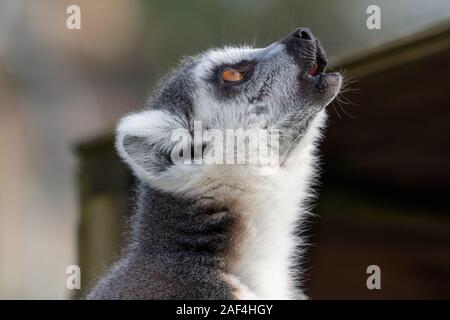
296 28 314 41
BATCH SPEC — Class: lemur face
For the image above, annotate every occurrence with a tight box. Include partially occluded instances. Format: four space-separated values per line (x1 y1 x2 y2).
116 28 341 189
192 28 341 131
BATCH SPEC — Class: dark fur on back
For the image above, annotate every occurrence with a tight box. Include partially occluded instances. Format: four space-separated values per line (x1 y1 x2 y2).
86 183 235 299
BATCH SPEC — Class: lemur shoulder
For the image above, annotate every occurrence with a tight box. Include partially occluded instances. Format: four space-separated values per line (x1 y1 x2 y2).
87 28 341 300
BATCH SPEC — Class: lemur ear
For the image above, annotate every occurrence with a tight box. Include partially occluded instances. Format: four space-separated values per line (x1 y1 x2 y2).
115 110 183 181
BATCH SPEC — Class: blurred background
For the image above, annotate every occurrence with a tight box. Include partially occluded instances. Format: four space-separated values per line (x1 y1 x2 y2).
0 0 449 299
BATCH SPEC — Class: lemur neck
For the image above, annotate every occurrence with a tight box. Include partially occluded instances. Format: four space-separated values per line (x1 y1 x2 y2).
130 183 234 266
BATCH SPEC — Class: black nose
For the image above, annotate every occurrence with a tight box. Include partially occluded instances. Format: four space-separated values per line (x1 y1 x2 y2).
279 27 326 72
279 27 317 53
280 27 317 59
293 27 314 41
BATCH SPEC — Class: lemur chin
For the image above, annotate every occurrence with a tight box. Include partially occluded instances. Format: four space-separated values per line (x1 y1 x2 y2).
87 28 341 300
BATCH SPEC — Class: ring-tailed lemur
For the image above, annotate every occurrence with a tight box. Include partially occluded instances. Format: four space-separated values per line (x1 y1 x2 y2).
87 28 341 300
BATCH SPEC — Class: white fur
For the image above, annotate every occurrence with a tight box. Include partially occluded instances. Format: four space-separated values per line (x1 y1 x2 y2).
171 111 326 299
227 111 327 299
117 104 327 300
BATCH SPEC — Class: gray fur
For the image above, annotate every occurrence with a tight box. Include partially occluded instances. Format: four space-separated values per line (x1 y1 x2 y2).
87 184 235 299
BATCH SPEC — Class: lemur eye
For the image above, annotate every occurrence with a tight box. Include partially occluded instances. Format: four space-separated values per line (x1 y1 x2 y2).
222 68 244 82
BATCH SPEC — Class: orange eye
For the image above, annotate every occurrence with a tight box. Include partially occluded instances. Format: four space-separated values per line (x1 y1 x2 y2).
222 68 244 82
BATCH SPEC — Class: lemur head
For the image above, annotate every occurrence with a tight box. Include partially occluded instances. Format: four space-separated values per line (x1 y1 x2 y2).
116 28 341 193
